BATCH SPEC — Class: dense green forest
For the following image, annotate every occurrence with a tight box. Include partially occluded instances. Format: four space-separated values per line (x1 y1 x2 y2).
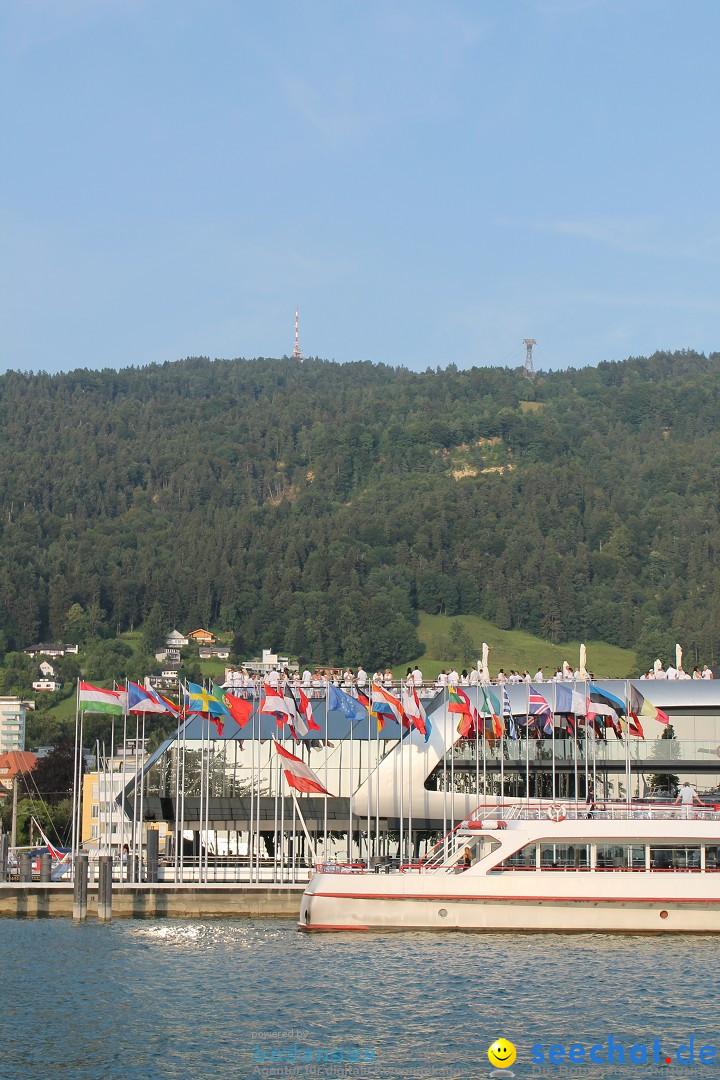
0 349 718 674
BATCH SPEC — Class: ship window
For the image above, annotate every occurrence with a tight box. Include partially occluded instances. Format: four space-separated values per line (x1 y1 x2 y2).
456 837 501 866
496 843 537 870
539 843 590 870
649 845 700 871
596 843 645 870
705 845 720 870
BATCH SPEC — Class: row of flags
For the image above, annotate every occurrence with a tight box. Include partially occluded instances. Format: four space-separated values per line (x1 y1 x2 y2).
76 676 671 802
77 680 332 796
78 677 667 742
448 682 668 741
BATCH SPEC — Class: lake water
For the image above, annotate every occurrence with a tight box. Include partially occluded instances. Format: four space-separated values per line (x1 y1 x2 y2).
1 919 718 1080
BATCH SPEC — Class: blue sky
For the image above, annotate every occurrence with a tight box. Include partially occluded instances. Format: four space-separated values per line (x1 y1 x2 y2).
2 0 719 375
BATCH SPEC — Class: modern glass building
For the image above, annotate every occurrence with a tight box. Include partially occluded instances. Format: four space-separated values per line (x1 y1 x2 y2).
115 680 720 882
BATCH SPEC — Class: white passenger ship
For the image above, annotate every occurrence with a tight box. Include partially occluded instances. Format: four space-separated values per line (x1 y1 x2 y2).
299 802 720 933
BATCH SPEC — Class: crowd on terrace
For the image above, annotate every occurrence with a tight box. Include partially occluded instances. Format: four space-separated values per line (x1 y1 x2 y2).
223 659 714 698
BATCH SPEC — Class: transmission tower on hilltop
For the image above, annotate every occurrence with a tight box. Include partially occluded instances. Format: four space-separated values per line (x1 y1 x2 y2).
293 307 304 360
523 338 536 381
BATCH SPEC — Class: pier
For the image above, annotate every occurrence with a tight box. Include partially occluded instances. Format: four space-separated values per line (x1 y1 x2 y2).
0 882 304 919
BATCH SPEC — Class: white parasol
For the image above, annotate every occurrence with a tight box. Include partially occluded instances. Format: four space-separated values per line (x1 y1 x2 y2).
579 644 587 679
654 658 662 675
481 642 489 683
676 643 682 672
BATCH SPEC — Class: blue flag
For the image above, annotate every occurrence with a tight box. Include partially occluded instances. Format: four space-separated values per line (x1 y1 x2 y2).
328 684 368 723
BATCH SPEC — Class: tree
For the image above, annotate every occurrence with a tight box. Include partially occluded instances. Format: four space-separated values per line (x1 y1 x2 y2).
449 621 476 665
142 602 167 654
32 741 77 804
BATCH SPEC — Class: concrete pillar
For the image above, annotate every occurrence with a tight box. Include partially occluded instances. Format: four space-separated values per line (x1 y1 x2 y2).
98 854 112 921
146 830 159 883
39 853 52 882
73 852 88 921
18 853 31 882
0 835 8 882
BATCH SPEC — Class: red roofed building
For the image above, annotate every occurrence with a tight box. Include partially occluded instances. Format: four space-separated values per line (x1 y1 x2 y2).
0 750 37 796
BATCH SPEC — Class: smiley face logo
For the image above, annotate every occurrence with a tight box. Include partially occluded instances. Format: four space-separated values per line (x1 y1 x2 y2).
488 1038 517 1069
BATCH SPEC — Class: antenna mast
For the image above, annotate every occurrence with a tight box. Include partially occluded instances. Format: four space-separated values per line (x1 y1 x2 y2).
293 307 304 360
523 338 536 381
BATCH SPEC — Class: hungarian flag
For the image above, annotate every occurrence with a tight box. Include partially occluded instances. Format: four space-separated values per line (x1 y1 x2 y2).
79 681 124 715
214 684 253 729
274 740 333 796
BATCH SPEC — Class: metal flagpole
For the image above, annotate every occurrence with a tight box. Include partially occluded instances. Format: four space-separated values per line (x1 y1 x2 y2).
140 709 147 882
198 711 205 884
291 789 316 863
173 705 181 881
249 694 255 883
180 688 187 883
551 683 556 802
408 715 413 865
366 706 372 868
573 686 579 810
71 679 82 867
323 682 329 862
109 711 116 872
399 720 404 864
525 682 530 809
442 684 448 861
132 713 140 879
273 738 279 883
624 679 631 806
450 699 455 838
500 701 505 809
205 714 211 882
375 710 380 860
348 716 354 863
280 731 286 883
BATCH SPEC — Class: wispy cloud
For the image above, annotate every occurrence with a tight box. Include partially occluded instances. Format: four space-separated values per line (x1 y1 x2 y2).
500 215 720 263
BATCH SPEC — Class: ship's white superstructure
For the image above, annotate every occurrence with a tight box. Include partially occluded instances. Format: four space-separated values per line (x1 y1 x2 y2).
300 802 720 933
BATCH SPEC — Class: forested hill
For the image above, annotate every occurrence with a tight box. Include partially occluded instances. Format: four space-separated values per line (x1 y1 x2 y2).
0 349 719 671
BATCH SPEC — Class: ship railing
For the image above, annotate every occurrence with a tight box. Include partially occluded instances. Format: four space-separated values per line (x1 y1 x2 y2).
479 802 720 822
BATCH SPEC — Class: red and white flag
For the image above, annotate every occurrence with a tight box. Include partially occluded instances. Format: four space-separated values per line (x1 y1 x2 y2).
296 685 321 732
273 740 333 796
401 685 430 739
260 683 295 722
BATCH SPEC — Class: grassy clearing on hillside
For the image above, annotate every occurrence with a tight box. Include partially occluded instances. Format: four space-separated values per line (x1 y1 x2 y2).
393 612 636 679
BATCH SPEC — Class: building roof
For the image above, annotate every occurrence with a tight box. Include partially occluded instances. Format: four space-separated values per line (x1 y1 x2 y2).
0 750 37 777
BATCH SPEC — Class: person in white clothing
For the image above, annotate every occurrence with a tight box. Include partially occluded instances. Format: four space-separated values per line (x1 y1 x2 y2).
448 668 459 687
266 668 280 689
675 782 701 816
302 668 312 687
665 665 677 680
469 668 479 686
654 666 667 680
533 669 544 682
412 667 423 688
703 665 714 680
356 666 368 690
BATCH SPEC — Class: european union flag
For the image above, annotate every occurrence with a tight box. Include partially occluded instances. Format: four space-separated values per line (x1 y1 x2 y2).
328 684 368 722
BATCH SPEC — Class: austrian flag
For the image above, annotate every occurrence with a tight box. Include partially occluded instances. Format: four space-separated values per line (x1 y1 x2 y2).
273 740 333 796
